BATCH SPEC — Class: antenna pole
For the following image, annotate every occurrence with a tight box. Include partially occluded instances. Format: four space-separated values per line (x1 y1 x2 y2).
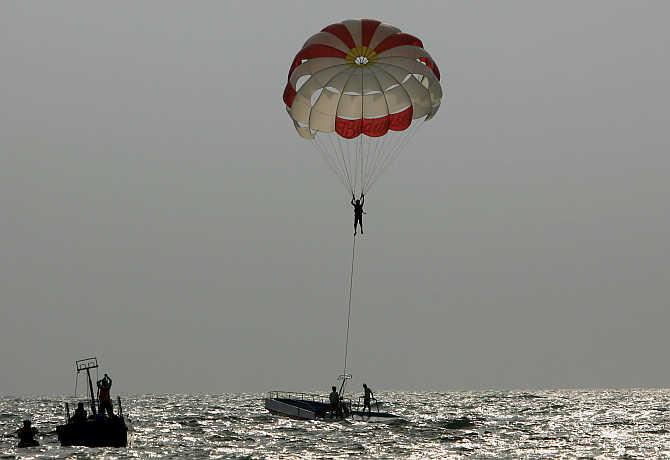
86 367 97 416
76 357 100 416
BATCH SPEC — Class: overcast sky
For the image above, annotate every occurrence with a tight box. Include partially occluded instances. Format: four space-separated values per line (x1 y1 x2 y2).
1 1 669 396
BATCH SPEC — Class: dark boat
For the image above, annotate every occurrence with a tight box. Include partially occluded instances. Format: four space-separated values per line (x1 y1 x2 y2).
56 357 129 447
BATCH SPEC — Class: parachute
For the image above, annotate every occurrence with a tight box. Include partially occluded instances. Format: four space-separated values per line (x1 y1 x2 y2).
283 19 444 196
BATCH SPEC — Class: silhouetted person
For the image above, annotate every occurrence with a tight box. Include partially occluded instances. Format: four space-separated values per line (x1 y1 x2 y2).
17 420 38 447
71 402 87 423
97 373 113 417
329 386 342 417
351 193 365 235
362 383 374 415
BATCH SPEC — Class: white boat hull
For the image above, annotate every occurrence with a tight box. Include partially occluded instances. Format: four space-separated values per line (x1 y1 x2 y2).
264 398 318 420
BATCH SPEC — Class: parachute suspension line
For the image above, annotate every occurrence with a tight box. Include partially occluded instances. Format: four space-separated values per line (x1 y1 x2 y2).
325 138 349 190
349 136 356 195
330 135 347 193
366 117 425 192
366 132 403 191
379 123 409 172
358 133 364 196
336 135 355 195
312 137 347 190
373 122 398 180
353 135 361 196
362 131 392 194
342 232 356 379
329 133 353 195
346 139 354 196
349 136 358 194
380 118 424 181
361 135 374 196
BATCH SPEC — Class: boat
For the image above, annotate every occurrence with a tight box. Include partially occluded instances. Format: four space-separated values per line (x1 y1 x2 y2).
56 357 129 447
265 375 402 423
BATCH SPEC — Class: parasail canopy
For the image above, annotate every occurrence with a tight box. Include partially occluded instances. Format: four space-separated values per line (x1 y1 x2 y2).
283 19 444 196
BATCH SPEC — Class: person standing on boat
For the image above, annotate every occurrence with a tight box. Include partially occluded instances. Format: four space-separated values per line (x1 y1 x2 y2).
363 383 374 415
351 193 365 235
329 386 342 418
97 373 113 417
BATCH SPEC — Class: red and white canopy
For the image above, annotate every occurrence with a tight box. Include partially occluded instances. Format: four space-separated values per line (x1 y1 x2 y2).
283 19 443 140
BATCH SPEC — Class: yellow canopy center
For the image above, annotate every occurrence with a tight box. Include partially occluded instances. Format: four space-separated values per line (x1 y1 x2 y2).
346 46 378 66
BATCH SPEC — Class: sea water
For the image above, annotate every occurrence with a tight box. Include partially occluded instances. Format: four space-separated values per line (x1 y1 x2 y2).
2 389 669 458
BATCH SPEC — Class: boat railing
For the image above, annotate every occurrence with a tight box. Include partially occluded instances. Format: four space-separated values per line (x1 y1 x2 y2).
267 390 353 408
267 390 328 404
353 396 383 414
61 395 126 422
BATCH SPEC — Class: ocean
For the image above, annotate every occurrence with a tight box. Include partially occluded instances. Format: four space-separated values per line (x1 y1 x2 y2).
2 389 669 458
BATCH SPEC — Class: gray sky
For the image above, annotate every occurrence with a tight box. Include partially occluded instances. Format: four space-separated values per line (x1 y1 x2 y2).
1 1 669 395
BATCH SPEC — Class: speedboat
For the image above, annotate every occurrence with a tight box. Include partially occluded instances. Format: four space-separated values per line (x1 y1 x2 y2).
265 387 402 423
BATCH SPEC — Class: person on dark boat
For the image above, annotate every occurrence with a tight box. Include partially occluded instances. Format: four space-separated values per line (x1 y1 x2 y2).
71 402 87 422
17 420 39 447
362 383 374 415
351 193 366 235
329 386 342 417
97 373 113 416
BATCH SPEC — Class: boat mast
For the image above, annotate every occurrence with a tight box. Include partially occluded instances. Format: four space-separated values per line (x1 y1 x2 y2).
86 368 97 416
76 357 99 416
338 373 352 396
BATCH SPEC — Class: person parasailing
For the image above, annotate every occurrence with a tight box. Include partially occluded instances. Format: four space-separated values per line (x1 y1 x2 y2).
351 193 366 235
